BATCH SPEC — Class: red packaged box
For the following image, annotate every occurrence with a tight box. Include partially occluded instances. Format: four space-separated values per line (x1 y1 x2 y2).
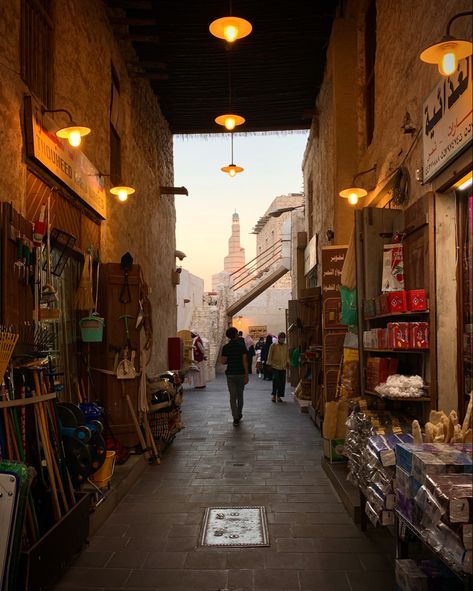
407 289 427 311
409 322 429 349
387 291 408 313
377 328 388 349
379 293 389 314
388 322 410 349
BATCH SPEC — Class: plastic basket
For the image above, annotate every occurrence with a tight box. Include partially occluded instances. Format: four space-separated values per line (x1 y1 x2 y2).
89 450 115 488
79 315 104 342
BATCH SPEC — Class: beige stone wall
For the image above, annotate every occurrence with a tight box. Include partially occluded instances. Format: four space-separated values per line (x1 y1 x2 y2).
303 0 473 412
0 1 26 206
0 0 176 374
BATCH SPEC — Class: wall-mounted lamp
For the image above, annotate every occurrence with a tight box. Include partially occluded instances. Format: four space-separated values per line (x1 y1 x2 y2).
221 133 244 177
419 11 473 76
160 186 189 196
339 165 377 205
41 107 91 147
110 185 135 202
268 204 304 218
209 16 252 43
175 249 187 260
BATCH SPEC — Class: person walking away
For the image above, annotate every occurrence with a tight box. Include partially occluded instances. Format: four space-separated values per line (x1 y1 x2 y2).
220 327 249 425
261 335 273 381
244 334 255 374
191 330 207 389
267 332 289 402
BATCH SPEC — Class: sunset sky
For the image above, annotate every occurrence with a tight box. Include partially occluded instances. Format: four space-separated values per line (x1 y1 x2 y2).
174 132 308 290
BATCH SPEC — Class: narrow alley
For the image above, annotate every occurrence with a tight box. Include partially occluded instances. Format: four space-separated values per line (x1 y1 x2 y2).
53 375 396 591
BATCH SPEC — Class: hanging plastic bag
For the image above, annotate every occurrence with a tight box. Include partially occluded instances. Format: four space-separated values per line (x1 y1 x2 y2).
340 286 358 326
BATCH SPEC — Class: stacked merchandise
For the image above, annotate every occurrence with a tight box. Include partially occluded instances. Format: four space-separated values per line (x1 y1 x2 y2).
345 406 413 526
395 441 473 575
395 559 462 590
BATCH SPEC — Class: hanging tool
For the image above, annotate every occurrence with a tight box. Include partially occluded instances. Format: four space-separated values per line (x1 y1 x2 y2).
119 252 133 304
119 314 134 350
126 394 158 464
40 194 58 304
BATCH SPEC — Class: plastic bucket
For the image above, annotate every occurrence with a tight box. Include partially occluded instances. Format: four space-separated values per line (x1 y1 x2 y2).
80 315 105 342
89 450 115 488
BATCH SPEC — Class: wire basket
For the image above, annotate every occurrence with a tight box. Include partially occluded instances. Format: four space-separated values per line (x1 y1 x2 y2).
0 332 19 378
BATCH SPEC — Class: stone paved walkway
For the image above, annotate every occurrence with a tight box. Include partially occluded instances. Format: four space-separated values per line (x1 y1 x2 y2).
53 373 396 591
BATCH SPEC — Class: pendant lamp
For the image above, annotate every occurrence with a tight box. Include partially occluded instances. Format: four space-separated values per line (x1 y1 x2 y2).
209 16 252 43
419 11 473 76
221 133 244 177
215 113 245 131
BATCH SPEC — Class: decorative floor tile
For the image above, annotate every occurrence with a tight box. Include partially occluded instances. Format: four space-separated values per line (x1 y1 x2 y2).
200 506 270 547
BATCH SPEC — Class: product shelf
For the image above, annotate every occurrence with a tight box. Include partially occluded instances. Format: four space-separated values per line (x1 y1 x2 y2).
365 310 430 320
363 389 430 402
364 348 429 353
395 510 472 589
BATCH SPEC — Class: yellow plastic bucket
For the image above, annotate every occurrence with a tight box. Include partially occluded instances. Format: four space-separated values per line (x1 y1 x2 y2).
89 450 115 488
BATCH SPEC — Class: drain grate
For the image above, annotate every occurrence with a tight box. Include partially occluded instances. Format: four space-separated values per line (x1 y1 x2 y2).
199 506 270 547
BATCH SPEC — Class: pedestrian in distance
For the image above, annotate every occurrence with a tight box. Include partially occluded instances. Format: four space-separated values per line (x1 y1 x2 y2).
219 326 249 426
244 334 255 374
267 332 289 403
191 329 207 389
261 335 274 381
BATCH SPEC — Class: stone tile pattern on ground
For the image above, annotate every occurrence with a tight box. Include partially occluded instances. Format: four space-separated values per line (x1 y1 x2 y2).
53 374 396 590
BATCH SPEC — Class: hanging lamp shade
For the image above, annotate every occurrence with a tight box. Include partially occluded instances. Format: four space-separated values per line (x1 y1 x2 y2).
221 164 244 177
420 37 473 76
110 185 135 202
215 113 245 131
339 186 368 205
56 124 91 147
209 16 252 42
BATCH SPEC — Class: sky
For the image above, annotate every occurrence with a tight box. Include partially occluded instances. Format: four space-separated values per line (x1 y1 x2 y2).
174 132 308 290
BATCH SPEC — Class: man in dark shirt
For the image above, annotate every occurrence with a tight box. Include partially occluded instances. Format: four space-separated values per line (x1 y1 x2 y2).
220 326 249 426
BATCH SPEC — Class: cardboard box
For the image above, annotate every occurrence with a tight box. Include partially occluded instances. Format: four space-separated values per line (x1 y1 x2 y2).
323 438 346 462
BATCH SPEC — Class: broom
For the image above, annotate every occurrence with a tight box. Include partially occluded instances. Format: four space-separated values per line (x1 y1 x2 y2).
74 252 94 311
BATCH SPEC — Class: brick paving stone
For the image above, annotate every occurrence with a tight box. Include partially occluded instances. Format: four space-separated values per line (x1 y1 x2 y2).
52 374 395 590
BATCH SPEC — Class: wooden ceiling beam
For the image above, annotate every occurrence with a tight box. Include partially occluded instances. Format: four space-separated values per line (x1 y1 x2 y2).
110 17 157 26
130 72 169 81
107 1 153 9
128 60 167 70
119 34 160 43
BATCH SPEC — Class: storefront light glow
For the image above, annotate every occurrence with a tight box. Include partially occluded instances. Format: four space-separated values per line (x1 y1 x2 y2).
458 176 473 191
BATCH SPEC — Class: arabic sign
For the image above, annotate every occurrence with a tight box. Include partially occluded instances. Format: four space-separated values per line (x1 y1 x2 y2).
321 245 347 299
423 56 472 183
304 234 317 275
24 96 107 219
